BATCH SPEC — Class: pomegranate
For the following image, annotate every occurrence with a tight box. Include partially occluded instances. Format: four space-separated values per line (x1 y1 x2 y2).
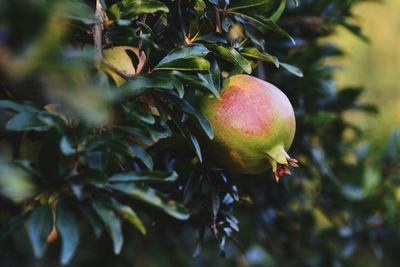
199 74 298 181
102 46 146 86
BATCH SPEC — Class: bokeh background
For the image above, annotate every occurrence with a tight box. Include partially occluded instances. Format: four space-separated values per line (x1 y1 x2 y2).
332 0 400 149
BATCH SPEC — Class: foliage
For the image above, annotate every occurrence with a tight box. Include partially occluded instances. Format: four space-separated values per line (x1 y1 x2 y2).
0 0 399 267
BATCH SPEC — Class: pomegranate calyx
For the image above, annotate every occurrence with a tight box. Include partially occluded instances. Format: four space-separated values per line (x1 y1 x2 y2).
268 145 299 182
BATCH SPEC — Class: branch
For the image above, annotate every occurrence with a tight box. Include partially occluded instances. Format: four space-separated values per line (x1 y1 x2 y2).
101 59 132 80
94 0 104 68
213 6 222 33
177 0 189 44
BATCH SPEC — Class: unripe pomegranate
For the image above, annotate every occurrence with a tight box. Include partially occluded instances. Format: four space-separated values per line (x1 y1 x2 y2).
102 46 146 86
199 75 298 181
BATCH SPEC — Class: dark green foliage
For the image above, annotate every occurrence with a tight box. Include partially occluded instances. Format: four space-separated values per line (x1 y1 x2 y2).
0 0 399 267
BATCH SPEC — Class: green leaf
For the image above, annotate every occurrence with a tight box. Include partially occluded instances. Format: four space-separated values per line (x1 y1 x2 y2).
170 75 185 98
154 44 210 71
168 94 214 139
111 200 146 235
170 112 203 162
117 126 155 147
174 71 220 98
0 100 40 113
122 103 156 125
211 189 220 216
107 183 190 220
6 112 50 132
129 143 154 169
119 73 174 98
241 47 279 67
206 44 252 74
60 136 76 156
157 44 210 66
228 0 275 11
280 62 304 77
80 205 103 239
154 57 210 72
109 0 169 20
109 171 178 183
232 12 294 44
28 205 53 258
56 201 80 265
63 1 101 24
270 0 287 23
92 199 123 254
198 61 221 97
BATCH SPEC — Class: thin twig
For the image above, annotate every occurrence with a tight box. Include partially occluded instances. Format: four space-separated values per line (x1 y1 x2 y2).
94 0 104 68
101 59 132 80
213 6 222 33
177 0 189 44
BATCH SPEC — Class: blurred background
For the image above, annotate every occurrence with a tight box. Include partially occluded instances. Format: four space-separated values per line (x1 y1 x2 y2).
332 0 400 149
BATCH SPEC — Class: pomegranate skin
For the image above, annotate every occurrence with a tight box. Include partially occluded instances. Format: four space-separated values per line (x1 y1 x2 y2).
199 74 297 177
102 46 146 86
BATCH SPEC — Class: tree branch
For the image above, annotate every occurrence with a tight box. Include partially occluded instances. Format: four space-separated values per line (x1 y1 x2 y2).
213 6 222 33
101 59 132 80
94 0 104 68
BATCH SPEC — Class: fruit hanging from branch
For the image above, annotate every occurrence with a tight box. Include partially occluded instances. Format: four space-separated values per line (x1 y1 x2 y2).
199 75 298 181
101 46 146 86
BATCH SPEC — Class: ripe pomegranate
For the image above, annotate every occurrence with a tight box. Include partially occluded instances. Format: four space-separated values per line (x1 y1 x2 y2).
199 74 298 181
102 46 146 86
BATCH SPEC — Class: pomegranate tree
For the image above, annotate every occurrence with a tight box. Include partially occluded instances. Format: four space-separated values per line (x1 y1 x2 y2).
199 75 298 181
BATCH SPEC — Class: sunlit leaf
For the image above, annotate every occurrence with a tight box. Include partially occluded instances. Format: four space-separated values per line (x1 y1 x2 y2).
107 183 190 220
109 171 178 183
111 200 146 235
241 47 279 67
206 44 252 74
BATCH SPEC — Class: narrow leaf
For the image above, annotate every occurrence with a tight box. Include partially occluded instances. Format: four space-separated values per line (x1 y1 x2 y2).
157 44 209 66
119 73 174 98
107 183 190 220
241 47 279 67
56 201 80 265
0 100 40 113
129 143 154 169
28 205 53 258
280 62 304 77
80 205 103 239
109 171 178 183
174 71 220 98
270 0 287 23
168 94 214 139
92 200 123 254
111 200 146 235
154 57 210 72
6 112 50 132
206 44 252 74
110 0 169 19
